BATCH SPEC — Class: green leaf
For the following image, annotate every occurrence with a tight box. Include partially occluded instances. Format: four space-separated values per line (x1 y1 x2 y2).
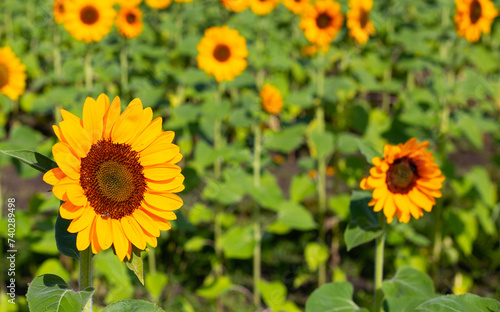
263 124 307 153
304 242 329 271
125 250 144 285
357 139 382 164
188 203 214 225
309 130 335 159
222 225 255 259
0 150 56 173
35 259 70 283
258 280 287 310
94 251 134 303
277 201 316 231
55 210 79 260
185 236 209 252
344 191 382 251
416 294 500 312
249 171 284 211
305 282 368 312
328 193 351 221
465 166 497 207
102 299 164 312
289 174 316 203
145 272 168 299
26 274 94 312
197 277 232 299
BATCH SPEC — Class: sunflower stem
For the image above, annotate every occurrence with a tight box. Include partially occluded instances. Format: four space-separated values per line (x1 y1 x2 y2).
84 47 93 92
54 26 62 78
79 247 93 312
252 123 262 308
149 248 157 275
381 67 392 112
374 213 386 312
120 41 129 93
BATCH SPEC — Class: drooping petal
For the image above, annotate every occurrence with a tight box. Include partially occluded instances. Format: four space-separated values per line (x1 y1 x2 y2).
111 218 129 261
96 216 113 250
121 216 146 250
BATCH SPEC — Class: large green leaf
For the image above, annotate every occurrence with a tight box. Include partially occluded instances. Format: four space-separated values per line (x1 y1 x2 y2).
222 225 255 259
277 201 317 231
289 174 316 203
263 124 307 153
416 294 500 312
197 277 232 299
305 282 368 312
102 300 164 312
145 272 168 300
357 139 382 164
304 242 329 271
26 274 94 312
309 130 335 159
0 149 57 173
344 191 382 251
55 210 79 259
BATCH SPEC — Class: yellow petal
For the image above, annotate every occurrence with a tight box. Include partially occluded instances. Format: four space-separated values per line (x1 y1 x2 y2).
384 195 396 223
59 120 91 158
144 164 181 181
52 125 66 143
133 209 160 237
43 167 67 186
140 143 180 166
52 142 80 180
66 184 87 207
121 216 146 250
96 216 113 250
90 218 101 254
142 230 157 248
130 117 163 152
111 219 129 261
68 208 96 233
129 107 153 144
409 188 434 212
103 96 121 138
60 201 85 220
76 220 92 251
142 209 172 231
143 192 184 211
147 176 185 192
143 206 177 220
111 100 144 144
52 177 79 200
82 97 105 144
60 109 83 126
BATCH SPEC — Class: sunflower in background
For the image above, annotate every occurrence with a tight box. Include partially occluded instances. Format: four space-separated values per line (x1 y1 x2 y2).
43 94 184 261
360 138 445 224
283 0 310 15
454 0 498 42
0 47 26 101
145 0 172 8
175 0 193 2
300 0 344 49
220 0 249 12
53 0 67 24
261 84 284 115
249 0 280 15
347 0 375 44
197 26 248 82
116 6 144 39
63 0 116 43
115 0 142 5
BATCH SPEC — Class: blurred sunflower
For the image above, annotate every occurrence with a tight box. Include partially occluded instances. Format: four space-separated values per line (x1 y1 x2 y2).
116 6 144 39
360 138 445 224
115 0 142 5
53 0 67 24
175 0 193 2
145 0 172 8
249 0 280 15
43 94 184 261
220 0 249 12
300 0 344 49
0 47 26 101
261 84 283 115
197 26 248 82
347 0 375 44
63 0 116 43
454 0 498 42
301 44 330 56
283 0 310 15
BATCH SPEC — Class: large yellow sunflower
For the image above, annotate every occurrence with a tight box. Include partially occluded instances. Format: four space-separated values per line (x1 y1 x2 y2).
261 84 283 115
299 0 344 48
454 0 498 42
145 0 172 9
43 94 184 261
116 6 144 39
220 0 249 12
249 0 280 15
283 0 310 15
63 0 116 43
197 26 248 82
0 47 26 101
360 138 445 224
347 0 375 44
53 0 67 24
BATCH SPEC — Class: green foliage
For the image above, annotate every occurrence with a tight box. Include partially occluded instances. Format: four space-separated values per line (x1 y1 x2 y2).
345 191 383 251
417 294 500 312
305 282 368 312
101 300 164 312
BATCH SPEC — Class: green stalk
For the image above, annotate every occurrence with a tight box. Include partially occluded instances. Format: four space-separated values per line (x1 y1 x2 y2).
149 248 157 275
381 67 392 112
374 214 386 312
80 247 93 312
252 124 262 308
54 27 62 78
120 42 129 93
84 47 93 91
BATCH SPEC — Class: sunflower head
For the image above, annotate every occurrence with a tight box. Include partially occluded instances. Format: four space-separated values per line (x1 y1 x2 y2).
454 0 498 42
347 0 375 44
43 94 184 261
249 0 280 15
0 47 27 101
220 0 249 12
283 0 311 15
116 6 144 39
53 0 67 24
261 84 284 115
145 0 172 9
360 138 445 224
115 0 142 5
64 0 116 43
300 0 344 47
196 26 248 82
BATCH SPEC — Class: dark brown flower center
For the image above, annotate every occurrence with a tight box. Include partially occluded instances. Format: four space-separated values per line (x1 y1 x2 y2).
80 5 99 25
213 44 231 62
359 8 369 28
80 139 147 219
0 65 9 88
58 3 64 13
126 12 136 24
470 0 482 24
386 157 418 194
316 13 332 29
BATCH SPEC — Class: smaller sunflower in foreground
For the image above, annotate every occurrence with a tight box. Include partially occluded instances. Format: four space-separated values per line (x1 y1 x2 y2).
347 0 375 44
43 94 184 261
283 0 310 15
116 6 144 39
197 26 248 82
249 0 280 15
360 138 445 224
261 84 284 115
0 47 26 101
145 0 172 8
300 0 344 48
64 0 116 43
53 0 67 24
220 0 249 12
454 0 498 42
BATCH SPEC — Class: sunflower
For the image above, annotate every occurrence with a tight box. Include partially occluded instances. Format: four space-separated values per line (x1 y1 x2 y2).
53 0 67 24
283 0 310 15
249 0 280 15
454 0 498 42
63 0 116 43
347 0 375 44
360 138 445 224
220 0 249 12
0 47 26 101
175 0 193 2
145 0 172 9
197 26 248 82
299 0 344 48
116 6 144 39
43 94 184 261
115 0 142 5
261 84 284 115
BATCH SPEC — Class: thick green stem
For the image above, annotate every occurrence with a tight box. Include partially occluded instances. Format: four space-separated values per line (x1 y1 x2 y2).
149 248 157 275
374 214 386 312
84 48 93 91
120 44 129 93
80 247 93 312
253 124 262 307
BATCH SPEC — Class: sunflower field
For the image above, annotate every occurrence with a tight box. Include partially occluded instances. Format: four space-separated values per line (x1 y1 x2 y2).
1 0 500 311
